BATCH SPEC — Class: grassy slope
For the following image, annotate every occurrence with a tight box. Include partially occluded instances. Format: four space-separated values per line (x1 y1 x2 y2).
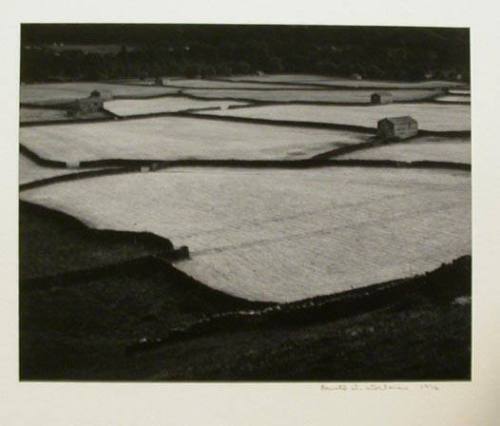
143 300 470 381
20 201 176 279
21 281 470 381
20 261 269 380
20 202 470 381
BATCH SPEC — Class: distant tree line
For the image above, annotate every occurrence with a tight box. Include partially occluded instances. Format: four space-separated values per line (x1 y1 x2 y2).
20 25 470 83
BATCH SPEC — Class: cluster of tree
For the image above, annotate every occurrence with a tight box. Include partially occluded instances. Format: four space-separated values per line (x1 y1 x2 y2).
20 25 470 83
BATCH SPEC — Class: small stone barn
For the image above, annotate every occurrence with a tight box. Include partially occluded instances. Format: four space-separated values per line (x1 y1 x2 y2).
371 91 393 105
67 90 104 116
377 116 418 141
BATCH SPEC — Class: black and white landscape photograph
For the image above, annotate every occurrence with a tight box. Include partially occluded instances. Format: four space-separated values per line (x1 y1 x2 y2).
18 24 471 381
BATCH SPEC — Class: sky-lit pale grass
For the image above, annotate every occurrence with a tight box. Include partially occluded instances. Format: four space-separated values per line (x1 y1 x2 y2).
226 74 465 89
337 136 470 164
185 88 440 103
20 82 179 105
200 103 471 131
21 166 470 302
103 98 247 116
18 155 107 185
20 116 367 162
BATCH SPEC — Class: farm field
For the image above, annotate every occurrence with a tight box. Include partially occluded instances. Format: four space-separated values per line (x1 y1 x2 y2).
111 78 314 89
309 79 464 89
20 107 68 122
435 95 470 103
20 166 471 302
226 74 464 89
184 88 441 103
19 107 111 123
20 82 180 105
198 103 471 131
227 74 353 83
165 79 315 89
103 98 248 116
449 89 470 95
19 155 87 185
20 116 367 163
336 137 471 164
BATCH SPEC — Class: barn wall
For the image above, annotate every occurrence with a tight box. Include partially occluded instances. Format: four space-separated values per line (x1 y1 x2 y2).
371 94 393 104
377 119 418 140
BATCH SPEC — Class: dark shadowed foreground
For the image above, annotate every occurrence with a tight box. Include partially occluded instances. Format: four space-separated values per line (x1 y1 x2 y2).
20 201 470 381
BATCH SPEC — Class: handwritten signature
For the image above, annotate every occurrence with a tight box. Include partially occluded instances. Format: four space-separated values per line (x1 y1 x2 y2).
320 383 439 392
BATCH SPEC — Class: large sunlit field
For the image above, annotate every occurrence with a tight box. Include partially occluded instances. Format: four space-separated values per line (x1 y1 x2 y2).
20 107 68 122
114 78 314 89
103 97 248 116
336 136 471 164
19 155 74 185
20 82 179 105
435 95 470 103
225 74 465 89
449 89 470 95
20 116 368 163
21 166 470 302
184 88 441 103
164 79 315 89
198 103 471 131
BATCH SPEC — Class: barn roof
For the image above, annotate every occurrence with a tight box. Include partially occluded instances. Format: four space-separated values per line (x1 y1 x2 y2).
379 116 417 125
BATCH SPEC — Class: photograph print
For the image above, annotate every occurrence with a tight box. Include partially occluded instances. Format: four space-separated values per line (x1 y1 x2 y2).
18 24 471 381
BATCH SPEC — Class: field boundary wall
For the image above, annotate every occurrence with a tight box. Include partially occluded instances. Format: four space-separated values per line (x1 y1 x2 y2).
126 255 471 354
